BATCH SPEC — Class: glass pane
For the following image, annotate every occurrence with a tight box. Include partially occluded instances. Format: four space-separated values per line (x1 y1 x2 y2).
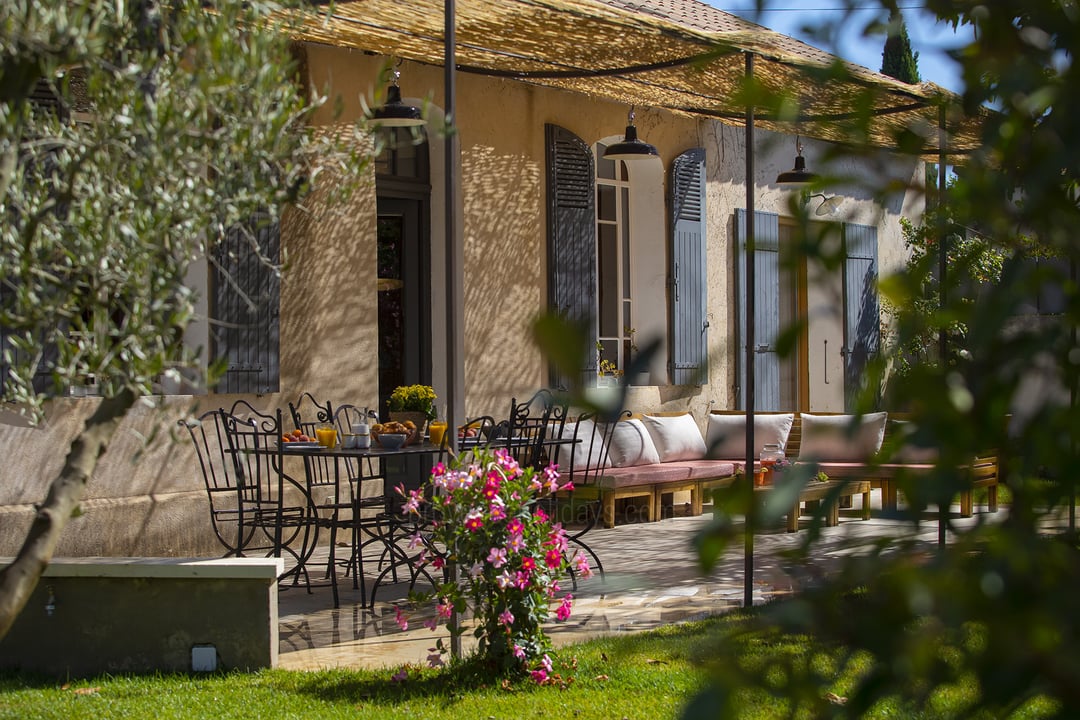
622 188 631 297
619 160 628 182
597 185 616 222
598 224 618 337
596 145 615 179
377 216 406 403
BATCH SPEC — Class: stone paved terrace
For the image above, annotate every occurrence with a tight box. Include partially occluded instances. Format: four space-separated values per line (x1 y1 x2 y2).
276 496 1022 672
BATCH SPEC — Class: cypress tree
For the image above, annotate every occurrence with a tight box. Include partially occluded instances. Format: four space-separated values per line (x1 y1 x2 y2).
881 10 921 83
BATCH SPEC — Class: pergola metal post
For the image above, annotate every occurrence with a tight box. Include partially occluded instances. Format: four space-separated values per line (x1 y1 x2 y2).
443 0 463 659
937 102 948 549
743 51 757 609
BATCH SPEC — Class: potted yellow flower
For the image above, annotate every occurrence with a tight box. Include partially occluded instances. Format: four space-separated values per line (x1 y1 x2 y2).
387 384 437 433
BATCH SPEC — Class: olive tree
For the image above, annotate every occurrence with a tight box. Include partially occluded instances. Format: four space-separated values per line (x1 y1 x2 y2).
0 0 363 639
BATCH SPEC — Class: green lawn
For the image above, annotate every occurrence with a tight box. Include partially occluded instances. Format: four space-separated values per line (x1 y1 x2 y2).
0 613 1055 720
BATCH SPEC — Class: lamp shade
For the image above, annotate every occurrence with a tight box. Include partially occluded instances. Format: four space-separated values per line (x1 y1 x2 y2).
776 153 816 185
371 84 424 128
814 195 844 216
603 117 658 161
776 135 817 185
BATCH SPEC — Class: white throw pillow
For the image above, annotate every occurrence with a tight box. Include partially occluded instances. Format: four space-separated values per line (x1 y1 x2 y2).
798 412 888 462
558 419 611 471
641 413 706 462
606 418 661 467
705 413 794 459
886 419 938 464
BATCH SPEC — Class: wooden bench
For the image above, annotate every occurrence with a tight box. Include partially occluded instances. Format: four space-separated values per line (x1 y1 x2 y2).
757 479 872 532
560 412 736 529
709 410 1001 518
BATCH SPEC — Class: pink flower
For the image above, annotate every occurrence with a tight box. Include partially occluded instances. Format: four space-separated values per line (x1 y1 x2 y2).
432 555 445 570
394 606 409 631
534 507 549 523
531 669 548 684
560 480 575 492
427 651 445 668
556 594 573 621
507 533 525 553
521 556 537 573
545 548 562 569
401 488 424 515
437 598 453 619
574 552 593 579
465 508 484 532
431 462 447 478
469 562 484 578
499 609 514 626
507 518 524 536
391 667 409 683
487 547 508 568
489 504 506 522
515 570 531 589
496 570 514 589
482 478 501 500
424 618 438 631
547 524 569 553
541 653 554 673
407 531 424 550
543 464 561 492
513 644 526 660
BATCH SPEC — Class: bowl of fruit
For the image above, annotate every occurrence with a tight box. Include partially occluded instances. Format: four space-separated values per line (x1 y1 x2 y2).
370 420 419 447
279 429 320 449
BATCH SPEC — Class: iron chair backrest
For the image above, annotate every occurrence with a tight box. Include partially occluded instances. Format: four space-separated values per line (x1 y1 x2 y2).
505 389 569 470
454 415 499 461
217 400 286 511
557 409 624 488
181 408 260 556
288 391 334 431
333 403 382 506
288 392 337 490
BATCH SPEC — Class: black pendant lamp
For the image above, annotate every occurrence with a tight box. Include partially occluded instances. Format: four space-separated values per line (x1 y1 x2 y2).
371 62 424 128
775 135 817 185
603 107 658 161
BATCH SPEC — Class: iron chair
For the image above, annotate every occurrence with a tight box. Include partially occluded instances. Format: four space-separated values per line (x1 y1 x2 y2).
186 402 312 581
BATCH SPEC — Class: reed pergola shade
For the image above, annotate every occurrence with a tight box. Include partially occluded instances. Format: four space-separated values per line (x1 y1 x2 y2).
288 0 983 159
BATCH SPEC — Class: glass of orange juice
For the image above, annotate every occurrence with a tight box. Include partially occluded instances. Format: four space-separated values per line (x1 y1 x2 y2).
428 420 448 447
315 425 338 449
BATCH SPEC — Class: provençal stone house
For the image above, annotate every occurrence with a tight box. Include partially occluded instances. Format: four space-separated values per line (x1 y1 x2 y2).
0 0 981 557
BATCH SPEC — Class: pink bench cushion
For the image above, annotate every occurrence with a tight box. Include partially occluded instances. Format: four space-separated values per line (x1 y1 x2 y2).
664 460 737 480
596 465 692 489
809 461 935 477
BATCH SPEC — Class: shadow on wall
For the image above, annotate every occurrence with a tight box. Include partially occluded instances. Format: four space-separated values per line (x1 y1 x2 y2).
0 395 266 558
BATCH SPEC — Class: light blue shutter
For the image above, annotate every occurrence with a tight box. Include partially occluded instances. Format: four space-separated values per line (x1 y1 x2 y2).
842 223 879 410
735 209 781 410
670 148 708 385
545 124 597 388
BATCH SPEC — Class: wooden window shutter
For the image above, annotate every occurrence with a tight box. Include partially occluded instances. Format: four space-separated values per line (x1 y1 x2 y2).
669 148 708 385
211 211 280 394
842 222 879 410
545 124 597 389
735 208 781 410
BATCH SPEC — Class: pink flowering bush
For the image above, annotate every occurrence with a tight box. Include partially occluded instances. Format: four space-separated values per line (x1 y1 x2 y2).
396 446 591 677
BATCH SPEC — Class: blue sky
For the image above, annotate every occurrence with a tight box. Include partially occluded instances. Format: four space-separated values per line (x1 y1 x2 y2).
705 2 973 93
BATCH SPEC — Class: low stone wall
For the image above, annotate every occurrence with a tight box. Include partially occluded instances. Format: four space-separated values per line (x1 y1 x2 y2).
0 557 282 677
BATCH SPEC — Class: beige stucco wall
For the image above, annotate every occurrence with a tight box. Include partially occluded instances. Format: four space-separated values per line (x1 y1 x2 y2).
0 44 924 559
